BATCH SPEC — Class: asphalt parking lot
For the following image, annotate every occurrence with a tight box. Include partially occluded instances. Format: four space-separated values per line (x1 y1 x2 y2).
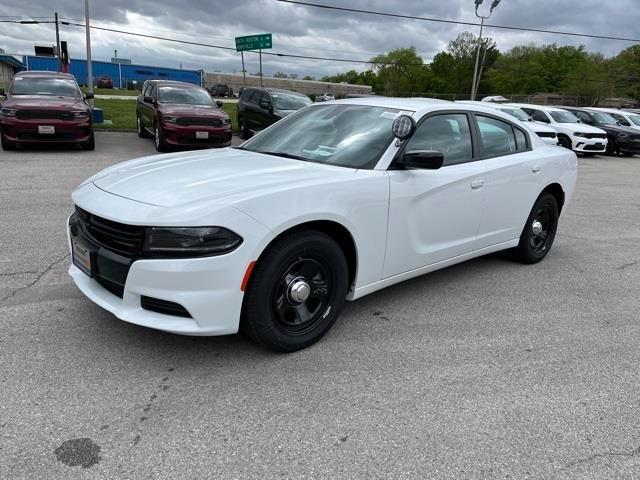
1 132 640 479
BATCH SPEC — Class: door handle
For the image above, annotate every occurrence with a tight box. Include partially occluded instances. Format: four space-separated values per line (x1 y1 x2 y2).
470 179 485 189
531 165 541 173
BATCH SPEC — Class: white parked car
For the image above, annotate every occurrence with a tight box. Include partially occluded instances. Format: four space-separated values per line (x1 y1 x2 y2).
68 98 577 352
592 107 640 131
458 101 558 146
509 103 608 155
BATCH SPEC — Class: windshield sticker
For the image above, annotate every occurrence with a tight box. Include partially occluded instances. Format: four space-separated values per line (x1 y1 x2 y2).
380 111 399 119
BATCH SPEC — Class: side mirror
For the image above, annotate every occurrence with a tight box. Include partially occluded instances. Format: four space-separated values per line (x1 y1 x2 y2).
401 150 444 170
144 95 154 103
84 92 94 100
216 100 224 108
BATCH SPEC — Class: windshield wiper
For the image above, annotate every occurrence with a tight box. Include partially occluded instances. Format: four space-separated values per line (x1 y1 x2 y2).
254 150 310 161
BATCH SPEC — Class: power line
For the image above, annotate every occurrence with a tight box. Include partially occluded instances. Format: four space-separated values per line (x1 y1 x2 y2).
60 21 427 66
277 0 640 43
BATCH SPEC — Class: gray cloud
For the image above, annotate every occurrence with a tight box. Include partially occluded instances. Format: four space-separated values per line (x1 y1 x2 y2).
1 0 638 79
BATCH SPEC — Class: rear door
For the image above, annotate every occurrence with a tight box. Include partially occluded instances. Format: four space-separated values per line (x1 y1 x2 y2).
473 114 543 248
384 111 487 277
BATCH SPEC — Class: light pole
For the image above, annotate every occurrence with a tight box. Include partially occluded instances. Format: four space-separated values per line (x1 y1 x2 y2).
470 0 500 101
84 0 94 101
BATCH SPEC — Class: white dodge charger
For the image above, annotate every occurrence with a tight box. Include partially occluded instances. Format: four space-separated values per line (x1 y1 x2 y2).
68 98 577 352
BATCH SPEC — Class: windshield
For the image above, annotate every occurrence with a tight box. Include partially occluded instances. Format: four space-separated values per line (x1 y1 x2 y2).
590 111 618 126
158 86 213 106
240 104 400 169
272 93 312 111
10 76 80 97
629 114 640 126
549 110 579 123
499 107 530 122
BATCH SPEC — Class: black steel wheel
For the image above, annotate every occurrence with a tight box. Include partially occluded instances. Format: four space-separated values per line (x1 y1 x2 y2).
242 230 349 352
512 192 559 264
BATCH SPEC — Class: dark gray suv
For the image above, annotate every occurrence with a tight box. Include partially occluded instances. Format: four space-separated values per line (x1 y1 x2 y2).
237 87 311 139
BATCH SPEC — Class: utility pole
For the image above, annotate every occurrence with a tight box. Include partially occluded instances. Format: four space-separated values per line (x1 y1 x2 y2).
54 12 61 72
84 0 94 101
241 51 246 87
470 0 501 100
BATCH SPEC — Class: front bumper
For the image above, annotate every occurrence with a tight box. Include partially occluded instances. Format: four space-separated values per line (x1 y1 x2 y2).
571 136 607 153
616 137 640 154
160 123 232 148
66 185 271 336
1 117 92 144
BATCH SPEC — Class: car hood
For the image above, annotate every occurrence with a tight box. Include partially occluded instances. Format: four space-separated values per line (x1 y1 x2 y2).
91 147 355 208
3 95 87 109
558 123 607 134
597 124 638 135
158 104 227 117
527 122 555 133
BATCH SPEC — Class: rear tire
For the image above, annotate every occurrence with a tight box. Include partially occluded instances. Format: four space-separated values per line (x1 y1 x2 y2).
512 193 559 264
241 231 349 352
137 114 148 138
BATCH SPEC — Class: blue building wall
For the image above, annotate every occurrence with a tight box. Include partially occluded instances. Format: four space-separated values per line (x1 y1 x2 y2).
23 56 202 88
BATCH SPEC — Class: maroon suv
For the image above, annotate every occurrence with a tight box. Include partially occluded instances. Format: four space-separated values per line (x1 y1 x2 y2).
0 71 94 150
136 80 232 152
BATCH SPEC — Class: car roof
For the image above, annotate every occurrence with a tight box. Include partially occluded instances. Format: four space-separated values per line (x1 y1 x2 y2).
507 103 568 113
146 80 202 88
325 96 451 111
587 107 629 114
15 70 75 78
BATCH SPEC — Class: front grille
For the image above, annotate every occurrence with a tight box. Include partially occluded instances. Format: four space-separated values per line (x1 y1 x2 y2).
75 206 144 257
176 117 224 126
536 132 556 138
141 296 192 318
16 110 73 120
585 133 607 139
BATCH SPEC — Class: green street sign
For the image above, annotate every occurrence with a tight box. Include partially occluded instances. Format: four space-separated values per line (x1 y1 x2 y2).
235 33 272 52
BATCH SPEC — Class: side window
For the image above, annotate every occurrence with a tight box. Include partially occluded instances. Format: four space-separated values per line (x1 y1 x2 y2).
142 83 151 97
405 113 473 166
513 127 528 152
575 111 591 123
612 113 629 126
240 89 252 101
476 115 517 157
531 110 550 123
149 84 156 100
251 91 262 104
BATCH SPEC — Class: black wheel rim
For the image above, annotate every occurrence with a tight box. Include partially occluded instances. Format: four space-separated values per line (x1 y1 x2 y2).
530 205 553 254
272 256 334 336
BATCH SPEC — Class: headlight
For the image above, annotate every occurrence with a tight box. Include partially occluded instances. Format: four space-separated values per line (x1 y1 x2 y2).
143 226 242 257
73 111 90 118
573 132 588 137
162 115 178 123
221 117 231 125
1 108 17 116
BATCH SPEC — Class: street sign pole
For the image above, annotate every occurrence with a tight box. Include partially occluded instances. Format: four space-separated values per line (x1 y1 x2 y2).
235 33 272 89
54 12 61 72
241 51 246 87
259 49 263 87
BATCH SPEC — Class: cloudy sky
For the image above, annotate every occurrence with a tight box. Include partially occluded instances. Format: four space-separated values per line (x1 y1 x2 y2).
1 0 638 78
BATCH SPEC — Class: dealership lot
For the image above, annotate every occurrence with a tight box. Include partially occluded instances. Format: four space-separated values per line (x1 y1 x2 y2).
1 133 640 479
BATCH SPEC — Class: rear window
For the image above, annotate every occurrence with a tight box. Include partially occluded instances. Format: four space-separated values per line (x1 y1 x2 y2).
10 76 80 97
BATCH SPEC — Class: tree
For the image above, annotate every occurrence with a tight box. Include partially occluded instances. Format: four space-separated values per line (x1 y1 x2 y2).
273 71 289 78
431 32 498 96
562 53 611 105
302 75 315 81
368 47 425 96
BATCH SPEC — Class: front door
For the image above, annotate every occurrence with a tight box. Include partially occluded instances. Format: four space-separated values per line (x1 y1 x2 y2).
384 112 487 278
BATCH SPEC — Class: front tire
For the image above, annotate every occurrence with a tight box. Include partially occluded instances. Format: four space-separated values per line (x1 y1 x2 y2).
154 124 168 152
238 116 250 140
242 231 349 352
557 135 572 150
512 193 559 264
1 134 16 150
81 132 95 150
137 114 148 138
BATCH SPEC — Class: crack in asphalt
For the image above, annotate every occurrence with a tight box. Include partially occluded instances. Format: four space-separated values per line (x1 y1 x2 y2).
0 253 70 304
617 260 638 270
0 270 40 277
561 446 640 471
